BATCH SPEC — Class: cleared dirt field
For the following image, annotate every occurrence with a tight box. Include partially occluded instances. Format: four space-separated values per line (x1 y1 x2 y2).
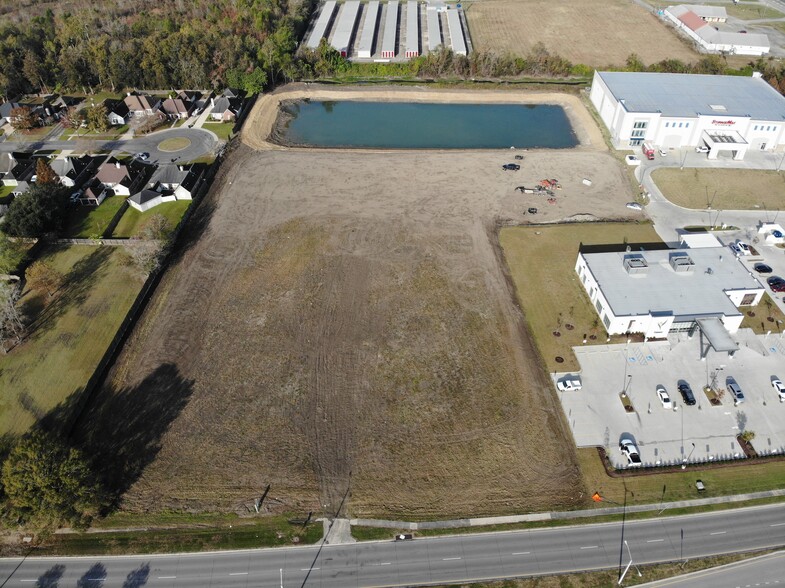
652 168 785 210
465 0 699 67
83 89 642 519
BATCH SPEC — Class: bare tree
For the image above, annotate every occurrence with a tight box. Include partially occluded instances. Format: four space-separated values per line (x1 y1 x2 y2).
125 241 166 275
0 282 25 352
27 260 64 298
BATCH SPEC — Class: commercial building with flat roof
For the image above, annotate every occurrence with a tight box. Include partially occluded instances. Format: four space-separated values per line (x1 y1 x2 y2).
306 0 337 49
590 71 785 157
405 1 420 57
381 1 399 58
357 1 380 58
331 0 361 57
665 5 769 56
446 7 466 55
575 247 763 339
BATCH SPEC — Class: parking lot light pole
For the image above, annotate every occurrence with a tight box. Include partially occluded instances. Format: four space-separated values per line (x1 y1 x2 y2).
682 442 696 469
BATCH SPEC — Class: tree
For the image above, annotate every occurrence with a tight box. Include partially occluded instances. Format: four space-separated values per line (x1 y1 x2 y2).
85 103 109 133
10 106 36 131
0 233 26 274
135 213 173 241
1 430 105 527
27 260 64 298
125 241 166 275
61 107 86 130
1 183 70 238
0 282 25 352
35 158 60 185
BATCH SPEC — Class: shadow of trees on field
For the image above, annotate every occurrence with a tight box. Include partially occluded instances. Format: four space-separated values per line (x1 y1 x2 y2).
42 364 194 507
166 200 216 267
23 247 113 339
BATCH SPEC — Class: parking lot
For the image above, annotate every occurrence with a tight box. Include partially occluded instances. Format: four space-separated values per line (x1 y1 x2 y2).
554 331 785 469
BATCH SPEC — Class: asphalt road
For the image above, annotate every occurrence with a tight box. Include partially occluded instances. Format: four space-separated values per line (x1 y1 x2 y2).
0 128 219 163
1 504 784 587
639 549 785 587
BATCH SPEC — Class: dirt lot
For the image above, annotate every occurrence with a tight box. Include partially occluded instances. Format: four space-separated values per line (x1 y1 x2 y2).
651 168 785 210
86 87 640 520
464 0 699 67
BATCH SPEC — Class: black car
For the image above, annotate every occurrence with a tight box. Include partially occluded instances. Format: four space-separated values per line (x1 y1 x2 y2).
678 381 696 406
754 263 773 275
768 276 785 293
502 163 520 171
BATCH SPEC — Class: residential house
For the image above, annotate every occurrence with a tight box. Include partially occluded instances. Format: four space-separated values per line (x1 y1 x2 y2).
50 155 99 188
79 179 108 206
161 90 201 120
104 99 131 126
124 92 163 117
94 156 146 197
209 89 246 122
0 154 36 187
128 164 204 212
0 101 21 124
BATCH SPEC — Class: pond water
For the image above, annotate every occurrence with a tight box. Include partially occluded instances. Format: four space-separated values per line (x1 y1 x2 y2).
276 101 578 149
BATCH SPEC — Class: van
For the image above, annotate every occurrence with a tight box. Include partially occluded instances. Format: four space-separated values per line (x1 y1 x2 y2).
727 378 745 404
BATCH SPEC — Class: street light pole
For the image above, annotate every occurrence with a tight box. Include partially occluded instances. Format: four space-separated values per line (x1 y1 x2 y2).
682 442 696 469
618 540 642 584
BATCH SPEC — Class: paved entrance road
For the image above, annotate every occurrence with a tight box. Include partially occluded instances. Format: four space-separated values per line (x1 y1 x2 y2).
639 550 785 587
1 504 784 587
0 128 219 163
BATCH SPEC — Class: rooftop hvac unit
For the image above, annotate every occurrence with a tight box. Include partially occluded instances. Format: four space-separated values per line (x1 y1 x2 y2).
669 252 695 273
623 254 648 275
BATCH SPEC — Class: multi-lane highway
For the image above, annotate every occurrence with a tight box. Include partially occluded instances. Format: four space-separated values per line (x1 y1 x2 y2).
1 504 784 587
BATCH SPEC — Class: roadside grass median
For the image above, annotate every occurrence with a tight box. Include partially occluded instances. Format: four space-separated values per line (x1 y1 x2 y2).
499 223 662 372
64 196 127 238
0 245 143 435
111 201 191 237
37 514 322 556
651 168 785 210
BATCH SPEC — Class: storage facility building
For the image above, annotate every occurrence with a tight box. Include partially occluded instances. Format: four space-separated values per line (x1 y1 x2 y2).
664 5 769 56
406 1 420 57
426 4 442 51
381 1 399 58
590 71 785 158
357 1 380 58
575 247 764 341
306 0 337 50
446 7 466 55
331 0 361 57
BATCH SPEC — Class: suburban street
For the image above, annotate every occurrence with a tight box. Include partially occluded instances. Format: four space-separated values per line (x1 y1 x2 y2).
1 504 784 587
0 128 219 163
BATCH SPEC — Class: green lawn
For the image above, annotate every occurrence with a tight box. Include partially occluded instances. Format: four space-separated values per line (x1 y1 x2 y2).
0 185 14 199
726 2 783 20
111 200 191 238
203 122 234 141
6 125 54 141
652 168 785 210
499 223 662 372
0 245 143 435
64 196 127 238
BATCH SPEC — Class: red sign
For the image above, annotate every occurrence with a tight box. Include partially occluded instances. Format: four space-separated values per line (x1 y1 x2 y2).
712 120 735 126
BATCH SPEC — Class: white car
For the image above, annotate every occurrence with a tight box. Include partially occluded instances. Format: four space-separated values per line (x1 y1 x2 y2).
656 385 673 409
625 155 641 166
736 240 751 256
557 376 582 391
626 202 643 211
619 437 642 467
659 149 668 157
772 378 785 401
695 145 710 153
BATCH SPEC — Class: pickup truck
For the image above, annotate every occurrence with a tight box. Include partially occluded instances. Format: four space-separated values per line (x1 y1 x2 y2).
557 376 582 391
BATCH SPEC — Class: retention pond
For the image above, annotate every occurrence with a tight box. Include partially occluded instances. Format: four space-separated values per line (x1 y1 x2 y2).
273 100 579 149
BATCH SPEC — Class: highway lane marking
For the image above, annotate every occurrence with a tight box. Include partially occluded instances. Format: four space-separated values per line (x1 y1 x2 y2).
647 539 664 543
580 546 598 550
770 522 785 527
370 562 392 566
511 552 530 555
157 577 177 580
301 568 320 571
710 531 727 535
229 572 248 576
442 557 462 561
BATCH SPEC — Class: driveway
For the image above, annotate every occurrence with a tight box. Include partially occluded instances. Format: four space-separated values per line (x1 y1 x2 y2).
0 127 219 163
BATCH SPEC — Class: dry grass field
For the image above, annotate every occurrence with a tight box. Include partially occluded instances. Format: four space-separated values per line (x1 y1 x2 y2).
80 140 643 519
500 223 662 373
651 168 785 210
464 0 699 67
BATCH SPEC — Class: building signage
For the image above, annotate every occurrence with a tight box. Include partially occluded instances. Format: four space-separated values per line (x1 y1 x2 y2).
712 120 735 126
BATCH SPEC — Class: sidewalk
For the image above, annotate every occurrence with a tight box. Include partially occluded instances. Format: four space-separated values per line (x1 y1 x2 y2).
349 488 785 531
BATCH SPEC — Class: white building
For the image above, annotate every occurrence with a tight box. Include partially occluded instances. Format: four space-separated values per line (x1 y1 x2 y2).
575 247 763 340
664 5 769 56
590 71 785 158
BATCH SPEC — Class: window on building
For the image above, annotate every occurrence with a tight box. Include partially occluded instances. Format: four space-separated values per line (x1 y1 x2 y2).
595 299 603 314
678 122 683 128
603 315 611 328
664 122 669 128
630 138 643 146
740 293 756 306
685 123 690 128
631 130 645 138
754 125 758 131
767 126 772 131
633 121 648 129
